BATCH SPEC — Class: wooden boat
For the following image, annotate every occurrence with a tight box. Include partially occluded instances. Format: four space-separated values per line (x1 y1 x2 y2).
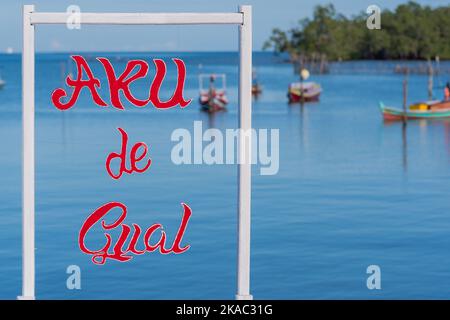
251 68 262 96
380 101 450 121
199 91 228 112
288 82 322 103
198 74 228 113
252 83 262 95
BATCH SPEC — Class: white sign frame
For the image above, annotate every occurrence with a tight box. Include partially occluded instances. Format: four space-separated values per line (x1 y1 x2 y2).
20 4 252 300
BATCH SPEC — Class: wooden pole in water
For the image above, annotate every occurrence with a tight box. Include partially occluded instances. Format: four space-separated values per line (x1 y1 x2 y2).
299 57 304 105
403 67 409 124
402 120 408 171
300 76 304 105
428 59 433 100
435 55 441 88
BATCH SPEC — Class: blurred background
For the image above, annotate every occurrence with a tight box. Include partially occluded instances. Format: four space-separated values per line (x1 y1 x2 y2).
1 0 450 299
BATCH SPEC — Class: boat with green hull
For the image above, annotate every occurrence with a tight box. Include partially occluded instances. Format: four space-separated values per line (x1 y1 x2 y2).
380 101 450 121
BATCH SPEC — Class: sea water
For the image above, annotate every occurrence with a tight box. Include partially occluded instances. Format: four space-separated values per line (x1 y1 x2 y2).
1 52 450 299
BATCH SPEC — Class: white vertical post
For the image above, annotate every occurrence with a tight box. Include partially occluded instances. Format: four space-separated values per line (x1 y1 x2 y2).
236 5 252 301
19 4 36 300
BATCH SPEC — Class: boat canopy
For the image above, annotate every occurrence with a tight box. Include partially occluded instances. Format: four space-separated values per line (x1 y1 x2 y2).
289 82 320 90
199 73 226 93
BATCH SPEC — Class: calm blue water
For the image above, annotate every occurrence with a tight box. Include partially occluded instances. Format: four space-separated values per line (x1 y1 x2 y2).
1 52 450 299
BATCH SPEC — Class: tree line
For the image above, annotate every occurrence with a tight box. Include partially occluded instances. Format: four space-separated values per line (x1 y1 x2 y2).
263 1 450 61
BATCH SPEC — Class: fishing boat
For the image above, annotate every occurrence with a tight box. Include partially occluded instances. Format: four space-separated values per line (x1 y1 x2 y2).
198 74 228 112
252 83 262 95
251 68 262 96
288 82 322 103
380 101 450 121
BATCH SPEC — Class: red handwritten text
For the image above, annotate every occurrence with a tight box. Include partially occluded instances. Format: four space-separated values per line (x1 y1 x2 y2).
51 55 191 110
106 128 152 180
79 202 192 265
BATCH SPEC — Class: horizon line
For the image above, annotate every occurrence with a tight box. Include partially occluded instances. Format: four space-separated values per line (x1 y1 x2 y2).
0 49 273 55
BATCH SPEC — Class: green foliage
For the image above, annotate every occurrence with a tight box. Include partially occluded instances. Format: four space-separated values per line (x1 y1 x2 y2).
263 2 450 60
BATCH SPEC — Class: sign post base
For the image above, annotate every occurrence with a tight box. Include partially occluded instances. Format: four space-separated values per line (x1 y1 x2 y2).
17 295 35 300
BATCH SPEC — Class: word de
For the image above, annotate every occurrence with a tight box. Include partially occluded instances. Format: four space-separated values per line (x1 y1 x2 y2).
106 127 151 180
51 55 191 110
79 202 192 265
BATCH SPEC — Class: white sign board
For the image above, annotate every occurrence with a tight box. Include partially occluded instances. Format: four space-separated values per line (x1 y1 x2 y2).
20 4 252 300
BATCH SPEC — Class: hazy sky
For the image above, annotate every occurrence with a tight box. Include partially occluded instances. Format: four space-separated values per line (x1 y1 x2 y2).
1 0 448 52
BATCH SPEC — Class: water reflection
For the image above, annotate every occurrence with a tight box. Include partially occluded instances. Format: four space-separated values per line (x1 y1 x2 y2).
382 120 409 172
445 121 450 155
204 111 217 129
286 101 311 152
402 122 408 172
299 104 310 151
383 117 450 172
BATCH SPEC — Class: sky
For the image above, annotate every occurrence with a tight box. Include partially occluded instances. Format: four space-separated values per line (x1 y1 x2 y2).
0 0 448 52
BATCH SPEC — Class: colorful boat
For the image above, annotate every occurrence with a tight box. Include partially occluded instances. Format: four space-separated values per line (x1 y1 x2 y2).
252 83 262 96
288 82 322 103
198 74 228 113
251 68 262 96
380 101 450 121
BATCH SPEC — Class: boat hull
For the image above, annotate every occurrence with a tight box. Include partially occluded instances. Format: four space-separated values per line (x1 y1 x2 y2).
252 84 262 95
288 92 320 103
380 102 450 121
199 91 228 113
288 82 322 103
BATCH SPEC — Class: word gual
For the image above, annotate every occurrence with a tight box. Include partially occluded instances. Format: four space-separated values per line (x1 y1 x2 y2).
79 202 192 265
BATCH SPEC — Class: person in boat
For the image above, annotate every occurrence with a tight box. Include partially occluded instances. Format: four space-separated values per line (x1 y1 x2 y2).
208 75 216 99
445 82 450 101
207 75 222 110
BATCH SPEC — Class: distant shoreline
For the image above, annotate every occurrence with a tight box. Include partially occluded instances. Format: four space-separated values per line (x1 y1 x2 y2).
0 51 448 61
